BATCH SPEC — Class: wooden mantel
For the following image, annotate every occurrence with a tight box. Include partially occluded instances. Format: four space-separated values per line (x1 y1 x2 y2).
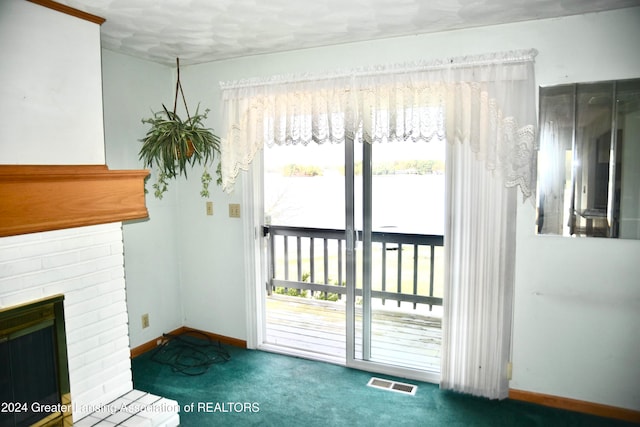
0 165 149 238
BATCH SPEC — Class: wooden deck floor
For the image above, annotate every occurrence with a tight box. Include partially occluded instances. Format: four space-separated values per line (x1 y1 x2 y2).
265 294 442 372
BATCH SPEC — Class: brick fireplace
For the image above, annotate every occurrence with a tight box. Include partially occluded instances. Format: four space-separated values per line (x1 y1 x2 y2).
0 223 179 426
0 223 131 418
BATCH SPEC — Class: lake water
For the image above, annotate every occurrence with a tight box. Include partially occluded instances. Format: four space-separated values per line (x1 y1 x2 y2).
265 173 445 236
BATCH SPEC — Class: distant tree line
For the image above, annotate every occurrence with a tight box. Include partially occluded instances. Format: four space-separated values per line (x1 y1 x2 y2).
280 159 444 177
370 160 445 175
282 164 323 177
353 159 444 176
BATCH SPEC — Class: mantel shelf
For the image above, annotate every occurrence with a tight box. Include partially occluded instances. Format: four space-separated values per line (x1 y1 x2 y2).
0 165 150 237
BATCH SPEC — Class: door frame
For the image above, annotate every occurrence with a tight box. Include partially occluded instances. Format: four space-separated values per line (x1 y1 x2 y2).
244 144 440 384
344 137 440 383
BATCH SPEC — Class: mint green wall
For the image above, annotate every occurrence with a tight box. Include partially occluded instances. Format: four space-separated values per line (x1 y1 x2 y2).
103 7 640 411
102 50 184 348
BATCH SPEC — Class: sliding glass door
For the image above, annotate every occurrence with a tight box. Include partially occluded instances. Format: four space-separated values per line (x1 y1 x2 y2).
346 137 444 379
262 136 444 380
262 142 348 362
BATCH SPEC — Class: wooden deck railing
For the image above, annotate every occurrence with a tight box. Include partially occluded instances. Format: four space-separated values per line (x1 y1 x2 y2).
265 225 444 310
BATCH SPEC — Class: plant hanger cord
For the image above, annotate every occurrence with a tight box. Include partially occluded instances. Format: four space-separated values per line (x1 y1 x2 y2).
138 57 221 199
173 58 190 120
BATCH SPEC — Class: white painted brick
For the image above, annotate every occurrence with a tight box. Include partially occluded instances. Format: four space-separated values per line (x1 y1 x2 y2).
42 244 113 269
135 394 162 406
16 260 113 291
0 231 42 246
102 371 134 398
97 277 126 294
67 327 129 367
0 257 42 277
110 240 124 254
40 250 80 270
111 268 124 280
71 371 132 417
0 288 46 308
67 334 101 361
72 374 132 416
71 347 130 383
86 270 121 287
121 415 153 427
65 308 101 333
106 410 133 424
98 323 130 346
57 284 100 308
66 312 129 346
64 289 124 319
68 340 113 370
42 276 86 296
68 358 106 385
72 415 106 427
0 222 133 419
75 334 130 368
97 299 129 321
16 239 65 260
102 362 135 393
71 389 112 420
0 276 28 297
0 237 55 262
123 390 148 401
157 414 180 427
71 357 131 396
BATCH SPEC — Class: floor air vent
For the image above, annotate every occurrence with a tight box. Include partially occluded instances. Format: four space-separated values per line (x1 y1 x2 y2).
367 377 418 395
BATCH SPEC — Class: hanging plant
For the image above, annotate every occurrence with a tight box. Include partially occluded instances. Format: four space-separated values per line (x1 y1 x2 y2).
139 58 221 199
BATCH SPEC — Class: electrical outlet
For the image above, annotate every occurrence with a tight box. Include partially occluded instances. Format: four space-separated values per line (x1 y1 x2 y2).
206 201 213 216
141 313 150 329
229 203 241 218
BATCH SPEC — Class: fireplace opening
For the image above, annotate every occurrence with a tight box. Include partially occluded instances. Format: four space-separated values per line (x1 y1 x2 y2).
0 295 71 427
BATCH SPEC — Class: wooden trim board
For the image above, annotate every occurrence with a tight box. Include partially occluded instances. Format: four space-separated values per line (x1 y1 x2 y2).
509 389 640 424
27 0 106 24
0 165 149 237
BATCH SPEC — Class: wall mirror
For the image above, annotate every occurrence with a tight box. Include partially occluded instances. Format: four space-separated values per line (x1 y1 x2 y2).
536 78 640 239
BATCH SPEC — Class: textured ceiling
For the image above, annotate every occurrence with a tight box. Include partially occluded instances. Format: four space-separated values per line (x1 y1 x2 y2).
57 0 640 66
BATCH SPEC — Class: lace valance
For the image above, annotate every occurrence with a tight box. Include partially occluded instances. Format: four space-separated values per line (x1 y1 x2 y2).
219 49 538 199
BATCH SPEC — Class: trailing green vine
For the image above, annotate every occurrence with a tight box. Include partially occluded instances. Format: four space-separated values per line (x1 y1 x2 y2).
138 58 222 199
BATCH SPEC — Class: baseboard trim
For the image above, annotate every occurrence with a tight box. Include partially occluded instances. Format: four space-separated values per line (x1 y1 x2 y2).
509 389 640 424
173 326 248 349
130 326 247 359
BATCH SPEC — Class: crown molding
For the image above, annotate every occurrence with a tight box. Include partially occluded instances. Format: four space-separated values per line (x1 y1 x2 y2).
27 0 106 25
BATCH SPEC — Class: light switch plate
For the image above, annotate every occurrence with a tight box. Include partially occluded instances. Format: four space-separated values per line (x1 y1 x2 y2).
229 203 241 218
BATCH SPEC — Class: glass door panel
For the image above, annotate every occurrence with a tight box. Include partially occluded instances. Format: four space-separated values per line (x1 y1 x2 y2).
350 139 445 373
262 135 445 377
263 142 347 361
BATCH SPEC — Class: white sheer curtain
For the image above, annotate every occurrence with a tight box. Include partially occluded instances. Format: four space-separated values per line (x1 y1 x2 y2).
442 136 518 399
439 53 537 399
219 50 537 197
219 49 537 399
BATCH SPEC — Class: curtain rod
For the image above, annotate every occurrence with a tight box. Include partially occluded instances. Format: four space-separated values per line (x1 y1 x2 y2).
219 49 538 91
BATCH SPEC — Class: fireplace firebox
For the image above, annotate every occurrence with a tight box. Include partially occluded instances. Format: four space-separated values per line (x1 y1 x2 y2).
0 295 71 427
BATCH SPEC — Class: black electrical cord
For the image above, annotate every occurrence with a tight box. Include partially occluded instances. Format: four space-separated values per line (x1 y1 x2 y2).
149 330 230 376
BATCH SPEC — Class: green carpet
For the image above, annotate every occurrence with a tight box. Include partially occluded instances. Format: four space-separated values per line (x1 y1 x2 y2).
131 337 632 427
